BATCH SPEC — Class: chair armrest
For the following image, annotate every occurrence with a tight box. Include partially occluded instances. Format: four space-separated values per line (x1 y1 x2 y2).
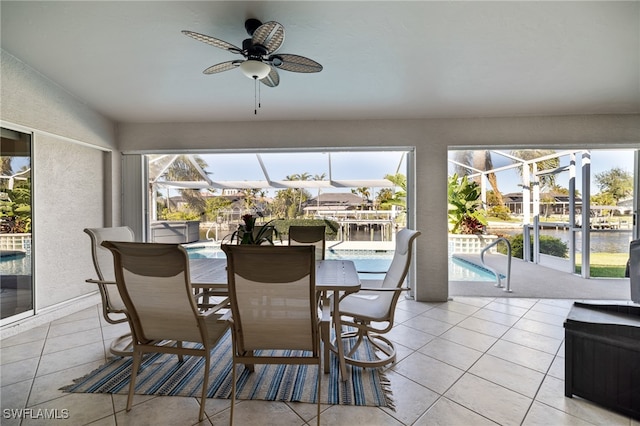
86 278 117 285
337 286 408 302
220 310 233 324
358 286 411 292
199 297 230 316
207 297 229 312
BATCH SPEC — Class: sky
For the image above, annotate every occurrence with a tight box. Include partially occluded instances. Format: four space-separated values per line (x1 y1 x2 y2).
447 149 635 196
5 148 634 199
149 150 409 198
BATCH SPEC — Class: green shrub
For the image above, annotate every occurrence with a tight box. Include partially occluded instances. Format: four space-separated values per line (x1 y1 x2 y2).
447 173 487 234
498 234 568 260
269 218 340 240
488 205 511 221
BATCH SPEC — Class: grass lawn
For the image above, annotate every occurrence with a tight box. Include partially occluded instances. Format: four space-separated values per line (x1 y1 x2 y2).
575 252 628 278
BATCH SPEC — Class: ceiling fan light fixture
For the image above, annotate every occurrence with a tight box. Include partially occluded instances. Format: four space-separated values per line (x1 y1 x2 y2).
240 60 270 79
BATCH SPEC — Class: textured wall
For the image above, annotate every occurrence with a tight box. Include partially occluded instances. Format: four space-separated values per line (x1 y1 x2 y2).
34 135 105 308
1 49 119 313
1 50 116 149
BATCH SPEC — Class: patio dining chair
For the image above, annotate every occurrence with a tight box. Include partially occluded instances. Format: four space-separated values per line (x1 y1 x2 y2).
222 244 327 426
102 241 229 422
288 225 326 260
336 228 420 368
84 226 135 356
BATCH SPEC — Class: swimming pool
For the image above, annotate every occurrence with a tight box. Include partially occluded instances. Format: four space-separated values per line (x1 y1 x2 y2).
0 251 31 276
449 256 503 282
185 244 498 282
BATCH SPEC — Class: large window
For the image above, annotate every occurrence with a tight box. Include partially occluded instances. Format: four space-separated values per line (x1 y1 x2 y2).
1 127 33 323
146 149 412 243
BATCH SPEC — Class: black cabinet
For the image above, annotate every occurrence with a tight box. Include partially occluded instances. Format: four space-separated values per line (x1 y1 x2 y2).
564 302 640 420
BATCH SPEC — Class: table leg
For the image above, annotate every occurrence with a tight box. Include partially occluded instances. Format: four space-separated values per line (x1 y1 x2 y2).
332 290 348 381
322 296 331 374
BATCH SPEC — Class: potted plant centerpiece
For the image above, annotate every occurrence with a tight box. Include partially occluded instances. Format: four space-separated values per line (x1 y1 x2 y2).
231 214 279 245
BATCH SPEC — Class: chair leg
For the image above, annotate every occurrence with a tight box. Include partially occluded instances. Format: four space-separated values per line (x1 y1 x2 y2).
109 332 134 357
230 358 237 425
316 357 322 426
243 350 255 372
341 329 396 368
175 341 184 362
322 319 331 373
341 328 366 358
127 349 142 411
199 352 210 422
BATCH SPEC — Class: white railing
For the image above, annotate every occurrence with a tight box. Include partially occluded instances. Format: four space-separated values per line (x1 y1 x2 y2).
480 237 512 292
0 234 31 252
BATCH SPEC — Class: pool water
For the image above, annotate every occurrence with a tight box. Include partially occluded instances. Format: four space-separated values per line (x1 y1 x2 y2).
185 244 497 282
449 256 501 282
0 251 31 276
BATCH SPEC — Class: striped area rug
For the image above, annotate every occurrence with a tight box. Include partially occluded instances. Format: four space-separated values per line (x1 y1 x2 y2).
61 331 393 408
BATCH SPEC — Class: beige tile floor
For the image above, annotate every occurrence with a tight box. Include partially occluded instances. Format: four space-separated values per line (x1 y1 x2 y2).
1 296 638 426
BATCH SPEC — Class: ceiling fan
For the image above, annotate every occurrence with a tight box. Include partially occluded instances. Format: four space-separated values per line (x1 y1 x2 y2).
182 19 323 88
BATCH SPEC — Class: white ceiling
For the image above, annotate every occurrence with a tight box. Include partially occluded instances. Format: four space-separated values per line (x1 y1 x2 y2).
2 1 638 124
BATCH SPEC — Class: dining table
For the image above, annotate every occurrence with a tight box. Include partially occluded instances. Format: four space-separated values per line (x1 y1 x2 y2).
189 257 361 381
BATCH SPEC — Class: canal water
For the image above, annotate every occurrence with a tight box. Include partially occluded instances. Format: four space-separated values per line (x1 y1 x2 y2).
495 228 634 254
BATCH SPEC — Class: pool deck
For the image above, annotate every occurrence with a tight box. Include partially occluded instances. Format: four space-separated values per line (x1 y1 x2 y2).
451 252 632 300
186 239 633 301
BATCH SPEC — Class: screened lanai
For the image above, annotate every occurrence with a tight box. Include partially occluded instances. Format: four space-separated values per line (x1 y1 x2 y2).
148 150 407 191
145 149 413 240
447 148 639 282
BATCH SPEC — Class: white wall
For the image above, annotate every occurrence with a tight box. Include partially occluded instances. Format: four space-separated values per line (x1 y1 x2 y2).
118 115 640 302
1 50 119 330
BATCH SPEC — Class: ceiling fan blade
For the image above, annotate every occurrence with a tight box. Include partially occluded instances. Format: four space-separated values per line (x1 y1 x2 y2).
260 67 280 87
203 60 242 75
271 54 323 73
251 21 285 54
182 30 242 54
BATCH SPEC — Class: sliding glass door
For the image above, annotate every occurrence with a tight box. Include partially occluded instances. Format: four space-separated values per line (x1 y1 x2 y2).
0 127 33 323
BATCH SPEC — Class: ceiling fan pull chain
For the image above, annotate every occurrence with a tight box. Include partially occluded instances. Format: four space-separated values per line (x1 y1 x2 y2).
258 81 262 110
253 76 258 115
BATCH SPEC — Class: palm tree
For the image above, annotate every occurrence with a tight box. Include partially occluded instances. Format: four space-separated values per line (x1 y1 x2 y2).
313 173 327 211
453 151 504 207
351 187 370 210
510 150 559 190
1 157 12 177
239 188 260 212
163 155 210 215
382 173 407 209
376 188 394 209
283 173 312 217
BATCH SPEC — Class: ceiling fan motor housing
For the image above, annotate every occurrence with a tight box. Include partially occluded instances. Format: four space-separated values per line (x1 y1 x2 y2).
242 38 268 59
244 18 262 35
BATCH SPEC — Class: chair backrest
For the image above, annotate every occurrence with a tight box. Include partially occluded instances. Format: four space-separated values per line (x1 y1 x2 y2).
84 227 135 312
222 244 318 354
367 228 421 321
288 225 326 260
85 227 135 282
102 241 205 344
382 228 421 289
